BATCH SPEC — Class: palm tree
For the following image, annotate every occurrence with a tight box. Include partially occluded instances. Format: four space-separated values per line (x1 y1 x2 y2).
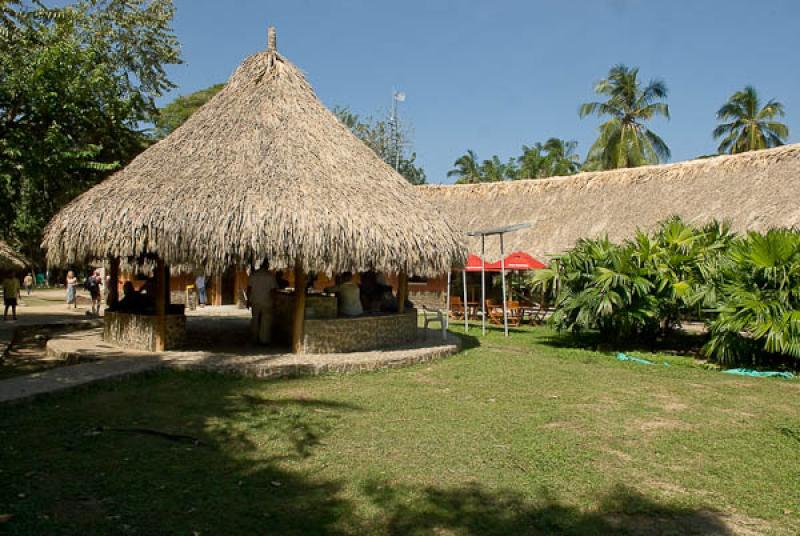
579 64 671 170
542 138 581 176
517 142 547 179
517 138 580 179
480 155 516 182
447 150 482 184
713 86 789 154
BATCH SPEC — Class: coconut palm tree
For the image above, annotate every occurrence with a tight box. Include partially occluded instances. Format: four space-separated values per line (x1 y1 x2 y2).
447 150 483 184
517 138 580 179
713 86 789 154
542 138 581 176
579 64 671 170
480 155 516 182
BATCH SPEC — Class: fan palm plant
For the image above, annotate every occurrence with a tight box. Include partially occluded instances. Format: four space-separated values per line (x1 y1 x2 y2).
579 64 671 169
713 86 789 154
532 237 659 340
705 229 800 365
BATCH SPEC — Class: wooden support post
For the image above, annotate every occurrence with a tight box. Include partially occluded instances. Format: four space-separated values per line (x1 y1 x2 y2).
108 257 120 307
292 266 307 354
164 264 171 308
154 258 167 352
397 272 409 313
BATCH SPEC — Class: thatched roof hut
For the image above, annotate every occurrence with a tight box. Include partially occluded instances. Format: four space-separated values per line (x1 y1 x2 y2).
422 144 800 261
43 28 465 277
0 240 28 271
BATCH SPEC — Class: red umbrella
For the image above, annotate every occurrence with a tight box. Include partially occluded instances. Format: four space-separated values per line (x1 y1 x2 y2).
486 251 546 271
463 254 500 272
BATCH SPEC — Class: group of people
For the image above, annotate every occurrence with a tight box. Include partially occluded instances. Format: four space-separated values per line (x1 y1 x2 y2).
64 269 104 315
244 267 408 345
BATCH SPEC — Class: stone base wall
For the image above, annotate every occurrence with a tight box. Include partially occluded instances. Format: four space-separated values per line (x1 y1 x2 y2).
302 310 417 353
273 292 338 343
104 311 186 352
410 290 445 310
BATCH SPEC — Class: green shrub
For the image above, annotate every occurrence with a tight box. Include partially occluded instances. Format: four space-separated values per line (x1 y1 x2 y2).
704 229 800 366
531 218 800 368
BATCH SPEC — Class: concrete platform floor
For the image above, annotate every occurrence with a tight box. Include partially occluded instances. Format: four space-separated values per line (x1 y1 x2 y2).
0 312 459 404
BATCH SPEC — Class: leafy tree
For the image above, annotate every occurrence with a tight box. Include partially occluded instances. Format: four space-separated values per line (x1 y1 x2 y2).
333 106 426 185
579 64 671 170
447 150 482 184
713 86 789 154
154 83 224 138
0 0 180 262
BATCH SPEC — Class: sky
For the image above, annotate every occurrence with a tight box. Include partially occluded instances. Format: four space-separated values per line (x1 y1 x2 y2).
158 0 800 183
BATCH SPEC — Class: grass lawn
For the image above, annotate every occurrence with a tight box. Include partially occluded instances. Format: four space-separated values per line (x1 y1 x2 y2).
1 325 798 534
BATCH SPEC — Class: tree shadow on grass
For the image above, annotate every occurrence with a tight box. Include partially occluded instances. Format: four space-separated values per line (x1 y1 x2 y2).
0 371 740 535
446 329 481 351
0 372 363 534
536 328 708 359
361 480 736 535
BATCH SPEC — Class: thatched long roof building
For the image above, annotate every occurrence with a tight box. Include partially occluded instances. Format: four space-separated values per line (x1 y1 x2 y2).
422 144 800 261
43 29 465 277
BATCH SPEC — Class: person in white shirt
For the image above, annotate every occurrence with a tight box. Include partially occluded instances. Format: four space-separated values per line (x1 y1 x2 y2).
247 265 277 344
326 272 363 317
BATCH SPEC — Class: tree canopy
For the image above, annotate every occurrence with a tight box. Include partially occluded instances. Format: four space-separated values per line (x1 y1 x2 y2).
333 106 426 185
713 86 789 154
447 138 580 184
153 83 225 138
0 0 180 263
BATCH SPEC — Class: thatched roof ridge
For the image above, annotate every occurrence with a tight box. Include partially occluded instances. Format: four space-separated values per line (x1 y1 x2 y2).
43 31 466 276
422 144 800 261
0 240 28 271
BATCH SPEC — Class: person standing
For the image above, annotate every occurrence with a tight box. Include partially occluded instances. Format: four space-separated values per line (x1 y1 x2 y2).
325 272 364 317
195 273 207 307
2 272 21 321
66 270 78 309
23 273 33 296
86 270 102 315
247 265 277 344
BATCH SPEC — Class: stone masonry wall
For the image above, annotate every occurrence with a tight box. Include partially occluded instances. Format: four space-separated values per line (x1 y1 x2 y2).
104 311 187 351
302 310 417 353
409 290 445 310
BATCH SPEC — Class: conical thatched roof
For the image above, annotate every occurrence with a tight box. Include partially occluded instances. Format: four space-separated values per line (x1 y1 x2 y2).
0 240 28 271
43 29 466 276
422 144 800 261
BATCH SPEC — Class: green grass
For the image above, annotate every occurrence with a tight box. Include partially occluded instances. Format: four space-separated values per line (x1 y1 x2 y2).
1 325 798 535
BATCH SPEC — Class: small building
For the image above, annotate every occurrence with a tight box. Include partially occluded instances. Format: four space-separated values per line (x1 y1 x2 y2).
43 28 466 353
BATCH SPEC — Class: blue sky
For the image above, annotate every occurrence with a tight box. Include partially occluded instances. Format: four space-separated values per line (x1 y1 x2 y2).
161 0 800 183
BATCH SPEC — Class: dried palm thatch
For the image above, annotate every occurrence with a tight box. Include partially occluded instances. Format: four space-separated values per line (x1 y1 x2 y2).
422 144 800 261
43 28 466 277
0 240 28 271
